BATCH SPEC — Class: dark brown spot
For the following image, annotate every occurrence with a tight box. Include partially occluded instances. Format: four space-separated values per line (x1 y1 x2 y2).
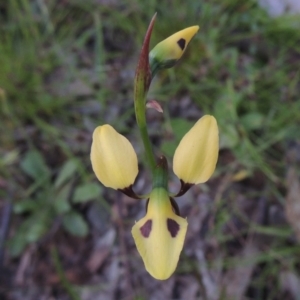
119 185 140 199
140 220 152 238
157 156 168 169
175 180 194 197
167 218 180 238
170 198 180 216
177 38 186 51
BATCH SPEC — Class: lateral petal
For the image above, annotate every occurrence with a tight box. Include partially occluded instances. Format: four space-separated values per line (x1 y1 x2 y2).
91 125 138 189
173 115 219 184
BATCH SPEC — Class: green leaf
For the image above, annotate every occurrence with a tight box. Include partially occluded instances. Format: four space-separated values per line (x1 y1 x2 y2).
54 183 72 214
20 150 50 181
161 119 194 157
25 212 52 243
170 118 193 141
9 212 51 257
161 140 177 157
8 233 28 258
213 83 239 122
241 112 264 130
54 159 78 189
73 182 102 203
62 211 89 237
219 124 239 149
26 220 49 243
14 199 40 214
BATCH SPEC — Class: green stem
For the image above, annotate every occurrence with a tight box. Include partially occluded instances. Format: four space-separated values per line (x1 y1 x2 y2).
134 14 157 175
134 95 156 174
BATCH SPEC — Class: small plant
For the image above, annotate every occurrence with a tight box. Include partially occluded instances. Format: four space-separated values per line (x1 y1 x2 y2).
90 14 219 280
9 153 99 257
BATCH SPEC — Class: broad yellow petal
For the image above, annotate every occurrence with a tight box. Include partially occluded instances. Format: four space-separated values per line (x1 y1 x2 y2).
91 125 138 189
132 188 187 280
173 115 219 184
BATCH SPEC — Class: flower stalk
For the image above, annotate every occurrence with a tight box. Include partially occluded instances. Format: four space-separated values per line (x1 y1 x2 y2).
134 13 157 174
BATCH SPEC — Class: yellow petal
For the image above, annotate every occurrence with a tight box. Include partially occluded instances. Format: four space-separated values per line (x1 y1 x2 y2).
132 188 187 280
173 115 219 184
149 26 199 74
90 125 138 189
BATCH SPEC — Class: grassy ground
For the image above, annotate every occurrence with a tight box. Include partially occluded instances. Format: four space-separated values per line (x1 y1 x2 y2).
1 0 300 299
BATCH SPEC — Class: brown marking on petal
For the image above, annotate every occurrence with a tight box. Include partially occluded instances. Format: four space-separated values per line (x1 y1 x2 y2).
140 219 152 238
170 197 180 216
119 185 140 199
167 218 180 238
175 180 194 197
177 38 186 51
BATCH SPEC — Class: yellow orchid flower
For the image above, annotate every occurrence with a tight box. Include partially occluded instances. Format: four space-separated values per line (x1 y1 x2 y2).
90 17 219 281
90 124 138 190
132 160 188 280
173 115 219 185
149 26 199 75
91 116 218 280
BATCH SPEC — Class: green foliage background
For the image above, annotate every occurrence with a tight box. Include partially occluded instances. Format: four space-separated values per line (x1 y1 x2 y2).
1 0 300 299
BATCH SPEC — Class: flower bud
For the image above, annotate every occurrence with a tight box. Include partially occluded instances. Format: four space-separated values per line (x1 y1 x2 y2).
91 125 138 189
173 115 219 184
149 26 199 76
